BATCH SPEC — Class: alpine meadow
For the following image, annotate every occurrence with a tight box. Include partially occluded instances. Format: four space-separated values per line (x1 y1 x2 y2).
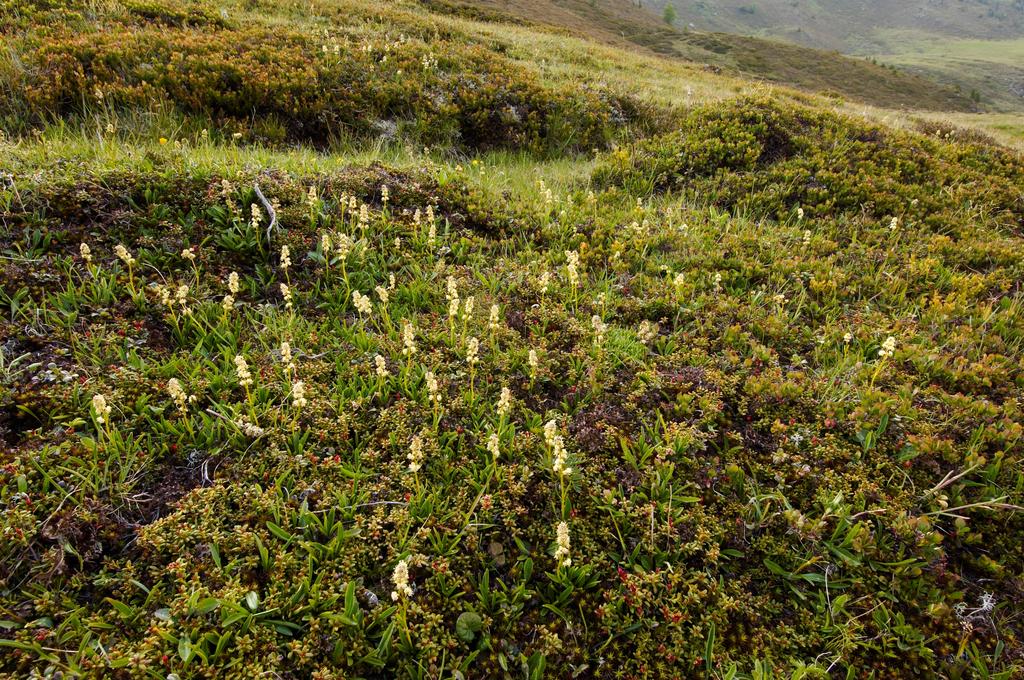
1 0 1023 679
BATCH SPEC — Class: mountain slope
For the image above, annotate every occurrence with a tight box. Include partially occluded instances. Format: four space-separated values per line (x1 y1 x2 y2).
429 0 978 111
641 0 1024 109
645 0 1024 50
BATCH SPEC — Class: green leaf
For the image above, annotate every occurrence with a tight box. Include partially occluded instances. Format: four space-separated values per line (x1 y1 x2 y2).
178 634 193 663
195 598 222 614
542 603 570 623
210 543 222 569
456 611 482 643
105 598 136 620
763 558 790 578
704 622 716 670
522 557 533 582
267 521 294 542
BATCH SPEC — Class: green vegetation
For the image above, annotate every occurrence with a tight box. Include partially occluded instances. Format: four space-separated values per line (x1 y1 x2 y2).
0 0 667 151
641 0 1024 50
634 0 1024 112
431 0 983 112
670 32 977 113
594 98 1024 224
663 2 676 26
2 0 1023 678
871 32 1024 112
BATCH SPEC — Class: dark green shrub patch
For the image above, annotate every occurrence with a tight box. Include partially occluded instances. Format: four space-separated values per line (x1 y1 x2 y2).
594 97 1024 231
3 2 655 151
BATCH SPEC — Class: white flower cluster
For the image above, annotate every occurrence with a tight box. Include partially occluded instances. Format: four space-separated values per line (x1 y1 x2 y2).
565 250 580 288
545 419 571 477
167 378 194 413
408 435 424 473
335 233 355 259
280 283 293 311
291 380 307 409
402 321 417 357
391 558 413 601
91 394 112 424
352 290 372 316
234 355 253 387
879 336 896 359
637 320 659 345
425 371 439 405
446 276 460 321
496 386 512 417
554 521 571 567
591 315 607 346
235 416 265 438
114 244 135 267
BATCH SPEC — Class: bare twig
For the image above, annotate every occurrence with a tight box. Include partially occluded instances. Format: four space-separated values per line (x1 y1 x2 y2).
308 500 408 514
253 182 278 245
924 497 1024 518
848 508 886 520
924 462 982 497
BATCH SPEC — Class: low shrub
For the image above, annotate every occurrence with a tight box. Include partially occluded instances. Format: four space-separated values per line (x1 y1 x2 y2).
593 97 1024 230
4 5 658 152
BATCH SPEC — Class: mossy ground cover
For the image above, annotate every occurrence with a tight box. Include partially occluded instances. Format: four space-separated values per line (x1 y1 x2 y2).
1 1 1024 679
2 95 1023 678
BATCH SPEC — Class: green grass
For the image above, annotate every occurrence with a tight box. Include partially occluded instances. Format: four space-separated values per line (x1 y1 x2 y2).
671 31 976 113
1 1 1024 679
425 0 981 113
868 32 1024 112
641 0 1024 52
873 33 1024 67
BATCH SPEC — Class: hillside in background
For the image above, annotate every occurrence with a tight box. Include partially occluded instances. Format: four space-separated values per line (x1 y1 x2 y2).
446 0 1024 111
429 0 980 112
637 0 1024 110
641 0 1024 49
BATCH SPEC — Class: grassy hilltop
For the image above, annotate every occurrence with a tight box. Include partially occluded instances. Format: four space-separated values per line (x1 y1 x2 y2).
1 0 1024 678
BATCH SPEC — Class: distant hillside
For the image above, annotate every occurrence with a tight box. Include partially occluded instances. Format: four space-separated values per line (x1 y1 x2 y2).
642 0 1024 51
431 0 978 112
639 0 1024 110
